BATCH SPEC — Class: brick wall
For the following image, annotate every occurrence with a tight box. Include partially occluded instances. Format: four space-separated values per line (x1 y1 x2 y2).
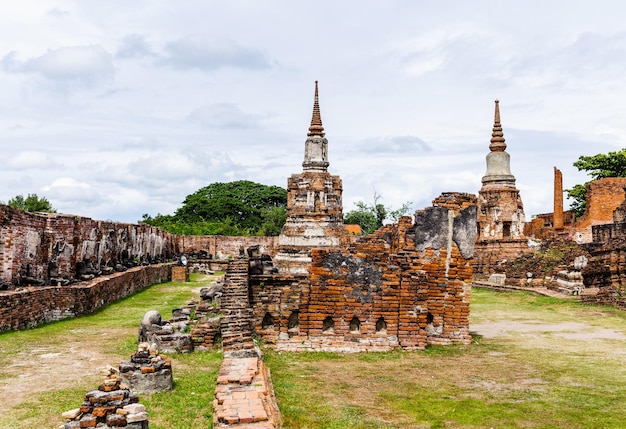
0 264 171 332
0 204 279 288
0 205 174 288
174 235 278 260
250 199 476 351
573 177 626 242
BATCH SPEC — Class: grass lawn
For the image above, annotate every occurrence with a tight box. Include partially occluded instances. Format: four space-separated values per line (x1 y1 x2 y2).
0 273 223 429
266 289 626 429
1 280 626 428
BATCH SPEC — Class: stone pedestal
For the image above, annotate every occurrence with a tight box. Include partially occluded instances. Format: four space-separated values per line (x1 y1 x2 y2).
171 266 189 282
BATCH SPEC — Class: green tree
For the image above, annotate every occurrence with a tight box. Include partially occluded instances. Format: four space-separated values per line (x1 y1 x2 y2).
566 148 626 218
7 193 56 213
143 180 287 236
344 193 412 234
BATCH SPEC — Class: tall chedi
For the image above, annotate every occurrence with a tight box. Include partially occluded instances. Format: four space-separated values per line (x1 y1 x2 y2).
475 100 528 275
273 82 349 275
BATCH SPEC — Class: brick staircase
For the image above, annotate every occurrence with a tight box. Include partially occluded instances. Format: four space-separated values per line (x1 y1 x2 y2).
219 257 256 355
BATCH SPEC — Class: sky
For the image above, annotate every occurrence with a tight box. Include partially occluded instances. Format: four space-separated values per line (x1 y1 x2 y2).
1 1 626 223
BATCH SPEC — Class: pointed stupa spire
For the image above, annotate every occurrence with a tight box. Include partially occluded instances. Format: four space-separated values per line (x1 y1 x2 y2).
307 81 325 137
489 99 506 152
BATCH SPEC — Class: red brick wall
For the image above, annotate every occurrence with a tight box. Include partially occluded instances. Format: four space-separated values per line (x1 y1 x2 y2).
251 202 475 351
0 264 171 332
574 178 626 242
0 204 280 288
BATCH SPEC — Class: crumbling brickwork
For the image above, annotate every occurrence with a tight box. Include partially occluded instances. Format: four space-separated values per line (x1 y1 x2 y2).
571 178 626 243
176 235 278 260
0 264 170 332
251 194 476 352
525 211 575 240
581 196 626 309
0 205 173 288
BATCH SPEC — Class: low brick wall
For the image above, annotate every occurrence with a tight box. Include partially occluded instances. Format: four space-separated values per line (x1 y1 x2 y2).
0 264 172 332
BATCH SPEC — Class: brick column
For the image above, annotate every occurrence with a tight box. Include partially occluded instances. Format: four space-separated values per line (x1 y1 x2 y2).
554 167 564 229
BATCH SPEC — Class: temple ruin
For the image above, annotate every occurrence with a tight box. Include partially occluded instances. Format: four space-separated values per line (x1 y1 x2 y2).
273 81 350 275
474 100 529 276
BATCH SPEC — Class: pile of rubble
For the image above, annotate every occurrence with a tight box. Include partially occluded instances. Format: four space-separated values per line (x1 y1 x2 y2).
62 365 149 429
138 309 194 353
120 342 173 395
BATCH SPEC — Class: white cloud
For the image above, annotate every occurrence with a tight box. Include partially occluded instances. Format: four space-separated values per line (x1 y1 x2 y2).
360 136 432 154
3 45 113 84
6 151 61 170
160 36 273 71
188 103 259 129
42 177 101 208
116 34 154 59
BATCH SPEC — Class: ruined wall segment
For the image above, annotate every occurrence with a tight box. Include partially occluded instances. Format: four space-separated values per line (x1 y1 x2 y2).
571 178 626 243
253 193 476 352
582 197 626 309
0 264 170 332
0 205 173 288
0 204 283 289
274 82 349 274
175 235 278 260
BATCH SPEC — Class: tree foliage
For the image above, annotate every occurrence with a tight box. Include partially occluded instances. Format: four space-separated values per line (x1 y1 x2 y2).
143 180 287 236
566 149 626 218
7 193 56 213
344 193 412 235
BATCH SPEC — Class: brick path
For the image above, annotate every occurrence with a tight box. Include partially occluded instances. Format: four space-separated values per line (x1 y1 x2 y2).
213 356 279 428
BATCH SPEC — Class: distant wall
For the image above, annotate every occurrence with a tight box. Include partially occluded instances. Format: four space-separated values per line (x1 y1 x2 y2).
0 264 171 332
572 178 626 243
0 205 174 288
0 204 279 288
175 235 279 260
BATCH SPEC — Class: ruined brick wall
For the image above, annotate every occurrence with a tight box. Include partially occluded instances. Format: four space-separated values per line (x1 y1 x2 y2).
582 202 626 309
582 241 626 310
0 205 174 288
0 264 171 332
250 275 307 345
524 211 575 240
175 235 278 260
0 204 280 288
573 178 626 243
252 199 476 352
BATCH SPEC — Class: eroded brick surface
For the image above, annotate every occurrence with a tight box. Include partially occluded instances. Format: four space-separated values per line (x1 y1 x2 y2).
213 358 280 428
252 196 476 352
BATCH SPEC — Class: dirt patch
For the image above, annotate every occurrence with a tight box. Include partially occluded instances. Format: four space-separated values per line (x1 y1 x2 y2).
472 321 626 341
0 328 131 414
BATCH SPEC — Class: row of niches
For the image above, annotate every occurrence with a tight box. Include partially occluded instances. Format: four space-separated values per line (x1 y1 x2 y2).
261 312 389 335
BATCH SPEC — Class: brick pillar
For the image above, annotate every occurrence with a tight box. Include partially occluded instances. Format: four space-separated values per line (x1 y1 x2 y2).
554 167 564 229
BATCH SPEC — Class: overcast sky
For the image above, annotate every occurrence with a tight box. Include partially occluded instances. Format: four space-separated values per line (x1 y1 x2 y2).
1 1 625 223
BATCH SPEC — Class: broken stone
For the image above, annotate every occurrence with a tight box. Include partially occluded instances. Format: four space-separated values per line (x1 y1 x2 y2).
61 408 81 421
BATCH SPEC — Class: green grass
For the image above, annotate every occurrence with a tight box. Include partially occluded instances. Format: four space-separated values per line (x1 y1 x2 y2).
3 281 626 428
266 289 626 429
0 273 222 429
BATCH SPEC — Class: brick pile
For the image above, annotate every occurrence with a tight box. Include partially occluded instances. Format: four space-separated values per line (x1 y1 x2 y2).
190 310 222 350
119 342 173 395
62 365 149 429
